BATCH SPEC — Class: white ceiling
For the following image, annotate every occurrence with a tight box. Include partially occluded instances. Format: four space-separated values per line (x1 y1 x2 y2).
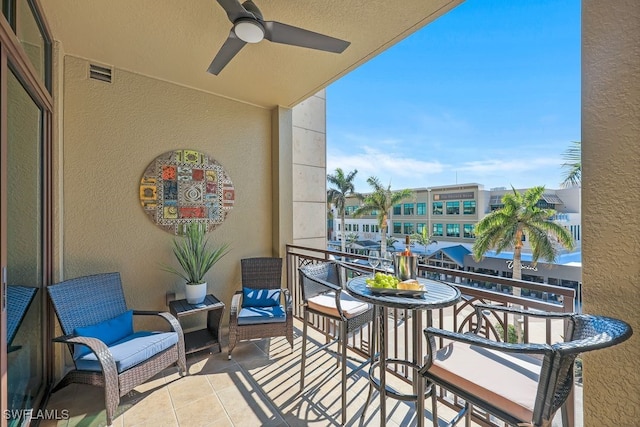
41 0 464 108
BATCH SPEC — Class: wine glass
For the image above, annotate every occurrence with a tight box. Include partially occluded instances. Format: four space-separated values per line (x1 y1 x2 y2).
368 250 380 275
380 251 392 272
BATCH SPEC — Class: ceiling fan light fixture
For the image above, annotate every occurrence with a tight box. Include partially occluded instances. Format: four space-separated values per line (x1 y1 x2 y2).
234 19 264 43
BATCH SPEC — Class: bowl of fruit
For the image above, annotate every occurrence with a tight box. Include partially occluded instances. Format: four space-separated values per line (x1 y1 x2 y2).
365 273 427 297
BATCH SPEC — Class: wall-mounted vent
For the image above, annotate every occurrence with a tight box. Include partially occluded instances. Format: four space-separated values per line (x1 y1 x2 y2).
89 64 113 83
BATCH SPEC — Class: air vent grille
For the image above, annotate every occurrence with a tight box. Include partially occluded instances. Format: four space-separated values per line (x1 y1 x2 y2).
89 64 112 83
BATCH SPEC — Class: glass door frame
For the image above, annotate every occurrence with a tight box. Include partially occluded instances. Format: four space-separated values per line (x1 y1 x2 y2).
0 0 52 425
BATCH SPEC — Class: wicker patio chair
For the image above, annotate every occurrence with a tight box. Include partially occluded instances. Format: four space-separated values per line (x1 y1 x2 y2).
298 261 375 426
228 257 293 359
47 272 187 426
420 303 633 427
7 285 38 353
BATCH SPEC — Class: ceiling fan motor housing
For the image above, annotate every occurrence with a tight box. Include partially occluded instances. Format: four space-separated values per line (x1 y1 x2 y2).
234 18 264 43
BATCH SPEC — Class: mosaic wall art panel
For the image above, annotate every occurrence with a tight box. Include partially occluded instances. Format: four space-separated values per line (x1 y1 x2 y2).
139 149 235 234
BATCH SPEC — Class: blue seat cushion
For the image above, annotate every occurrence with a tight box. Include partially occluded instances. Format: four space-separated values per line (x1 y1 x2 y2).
75 331 178 373
242 287 281 308
237 305 286 325
73 310 134 359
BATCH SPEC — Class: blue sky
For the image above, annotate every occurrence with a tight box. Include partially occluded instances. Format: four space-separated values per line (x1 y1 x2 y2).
326 0 580 192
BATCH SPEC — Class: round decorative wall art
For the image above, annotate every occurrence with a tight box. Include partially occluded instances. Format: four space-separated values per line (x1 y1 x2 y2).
139 149 235 234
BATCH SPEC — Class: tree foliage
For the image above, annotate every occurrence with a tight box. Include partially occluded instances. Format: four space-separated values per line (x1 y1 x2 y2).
327 168 358 254
561 140 581 188
472 186 574 283
354 176 414 253
411 225 437 249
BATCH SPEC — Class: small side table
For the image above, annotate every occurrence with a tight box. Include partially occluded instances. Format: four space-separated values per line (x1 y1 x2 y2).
169 294 225 355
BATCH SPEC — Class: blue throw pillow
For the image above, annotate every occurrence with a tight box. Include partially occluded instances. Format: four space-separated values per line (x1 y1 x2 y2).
73 310 134 359
242 288 281 308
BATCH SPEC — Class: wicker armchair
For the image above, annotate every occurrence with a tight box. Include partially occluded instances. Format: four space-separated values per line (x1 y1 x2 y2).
420 303 633 427
228 257 293 359
7 285 38 353
298 261 375 426
47 273 187 426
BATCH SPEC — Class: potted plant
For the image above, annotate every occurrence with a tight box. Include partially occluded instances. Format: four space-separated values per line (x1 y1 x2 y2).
161 222 230 304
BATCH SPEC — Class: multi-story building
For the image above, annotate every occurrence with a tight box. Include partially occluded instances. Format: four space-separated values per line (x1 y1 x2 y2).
330 183 582 295
333 183 581 253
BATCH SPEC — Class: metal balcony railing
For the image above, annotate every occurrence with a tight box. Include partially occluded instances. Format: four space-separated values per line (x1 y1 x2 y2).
285 244 579 427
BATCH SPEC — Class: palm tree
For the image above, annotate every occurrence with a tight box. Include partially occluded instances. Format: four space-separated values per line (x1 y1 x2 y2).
472 186 574 292
353 176 414 254
385 236 399 251
411 226 437 251
345 232 359 251
327 168 358 254
560 140 581 188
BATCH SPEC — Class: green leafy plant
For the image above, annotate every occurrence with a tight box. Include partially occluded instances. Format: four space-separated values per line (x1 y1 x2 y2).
161 222 230 285
495 323 518 343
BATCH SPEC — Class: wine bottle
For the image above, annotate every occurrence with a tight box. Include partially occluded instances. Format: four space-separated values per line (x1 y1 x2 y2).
402 235 412 256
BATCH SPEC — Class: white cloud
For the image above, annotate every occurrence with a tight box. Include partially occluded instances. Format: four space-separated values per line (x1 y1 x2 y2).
457 157 563 174
327 146 447 191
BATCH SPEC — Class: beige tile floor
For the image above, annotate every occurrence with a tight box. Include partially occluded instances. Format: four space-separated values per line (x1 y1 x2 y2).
41 319 470 427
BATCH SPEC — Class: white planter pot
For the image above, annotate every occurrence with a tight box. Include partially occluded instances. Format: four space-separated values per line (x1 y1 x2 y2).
185 282 207 304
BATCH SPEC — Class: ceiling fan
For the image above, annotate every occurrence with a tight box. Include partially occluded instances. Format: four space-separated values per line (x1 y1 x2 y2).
207 0 351 75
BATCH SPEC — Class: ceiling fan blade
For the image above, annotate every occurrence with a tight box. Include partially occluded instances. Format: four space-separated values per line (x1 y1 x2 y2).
207 31 247 75
263 21 350 53
216 0 254 22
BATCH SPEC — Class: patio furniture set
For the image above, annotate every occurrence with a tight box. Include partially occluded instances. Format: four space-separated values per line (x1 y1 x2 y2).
46 259 632 427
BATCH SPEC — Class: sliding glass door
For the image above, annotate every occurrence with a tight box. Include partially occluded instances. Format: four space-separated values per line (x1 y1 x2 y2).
0 1 51 426
5 68 45 426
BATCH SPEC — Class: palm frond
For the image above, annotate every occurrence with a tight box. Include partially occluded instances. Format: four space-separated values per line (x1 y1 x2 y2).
472 186 574 263
560 141 581 188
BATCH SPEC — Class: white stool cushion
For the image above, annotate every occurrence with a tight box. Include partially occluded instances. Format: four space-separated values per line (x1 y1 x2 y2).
429 341 543 422
307 291 370 319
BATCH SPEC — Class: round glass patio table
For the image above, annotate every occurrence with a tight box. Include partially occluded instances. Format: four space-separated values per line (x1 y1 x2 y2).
346 276 461 427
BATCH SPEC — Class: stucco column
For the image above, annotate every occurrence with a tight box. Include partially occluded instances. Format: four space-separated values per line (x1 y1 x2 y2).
271 91 328 256
582 1 639 424
271 106 294 257
291 91 328 250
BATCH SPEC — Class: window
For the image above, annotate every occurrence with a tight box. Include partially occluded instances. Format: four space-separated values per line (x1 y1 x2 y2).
371 209 378 216
404 203 414 215
446 201 460 215
463 200 476 215
354 224 359 232
432 223 443 237
446 224 460 237
433 202 443 215
337 223 341 231
372 225 379 233
570 225 580 241
404 223 414 234
417 203 426 215
364 224 369 232
416 223 425 233
393 222 402 233
463 224 475 238
393 205 401 215
345 206 356 215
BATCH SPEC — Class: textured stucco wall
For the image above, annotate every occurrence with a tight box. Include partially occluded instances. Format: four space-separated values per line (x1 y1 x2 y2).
60 56 272 332
292 91 327 249
582 0 640 424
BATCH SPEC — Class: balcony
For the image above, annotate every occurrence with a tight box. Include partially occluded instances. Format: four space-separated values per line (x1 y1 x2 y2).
41 245 583 427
